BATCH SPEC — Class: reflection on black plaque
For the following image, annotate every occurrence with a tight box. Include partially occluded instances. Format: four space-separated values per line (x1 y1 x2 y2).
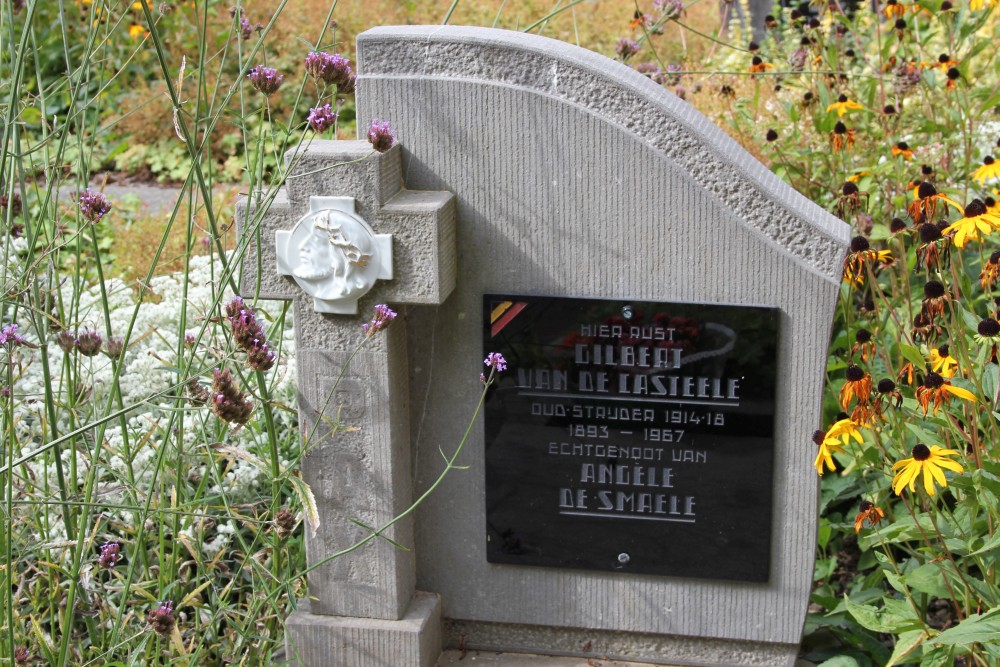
483 295 779 582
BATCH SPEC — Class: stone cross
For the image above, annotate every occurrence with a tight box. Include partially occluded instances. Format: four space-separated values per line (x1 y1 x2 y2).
237 140 455 666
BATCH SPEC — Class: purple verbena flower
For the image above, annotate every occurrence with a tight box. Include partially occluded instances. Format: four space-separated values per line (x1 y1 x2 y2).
484 352 508 372
106 336 125 358
307 103 338 133
75 329 103 357
339 74 357 95
55 330 75 353
98 541 122 568
225 296 276 371
366 119 396 153
147 600 175 637
79 189 111 222
304 51 352 86
654 0 685 20
0 323 26 348
635 62 666 85
211 368 254 424
615 38 640 61
247 65 284 96
239 16 253 39
362 304 397 337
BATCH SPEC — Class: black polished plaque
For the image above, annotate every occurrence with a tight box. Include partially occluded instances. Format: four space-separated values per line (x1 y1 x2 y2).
483 295 779 582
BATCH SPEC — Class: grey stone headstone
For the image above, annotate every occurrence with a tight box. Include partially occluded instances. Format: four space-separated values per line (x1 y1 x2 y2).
257 25 848 667
356 25 846 666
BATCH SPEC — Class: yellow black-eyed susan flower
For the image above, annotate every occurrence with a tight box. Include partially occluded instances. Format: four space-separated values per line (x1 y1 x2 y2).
973 156 1000 185
891 141 914 159
840 363 873 410
943 199 1000 248
927 344 958 377
843 235 891 285
907 181 962 225
987 196 1000 216
970 0 997 11
892 444 964 496
812 418 863 475
854 500 886 532
915 371 975 414
831 121 856 152
827 94 864 117
128 23 145 39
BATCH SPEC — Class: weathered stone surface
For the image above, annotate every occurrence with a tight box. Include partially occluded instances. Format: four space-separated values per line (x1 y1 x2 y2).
285 593 442 667
347 25 849 666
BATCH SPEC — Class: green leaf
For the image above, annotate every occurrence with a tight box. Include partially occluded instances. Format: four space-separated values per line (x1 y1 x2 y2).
904 563 952 598
920 646 954 667
886 629 929 666
900 343 926 370
818 657 861 667
845 595 922 634
981 364 999 404
930 607 1000 647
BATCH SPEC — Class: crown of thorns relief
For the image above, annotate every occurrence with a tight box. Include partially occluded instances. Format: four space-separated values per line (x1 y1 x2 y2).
312 209 372 268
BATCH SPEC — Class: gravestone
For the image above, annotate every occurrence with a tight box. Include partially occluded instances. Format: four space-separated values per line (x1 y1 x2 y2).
239 25 849 667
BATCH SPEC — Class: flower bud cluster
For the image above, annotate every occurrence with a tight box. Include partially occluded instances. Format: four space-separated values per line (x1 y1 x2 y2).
79 189 112 222
362 304 397 336
247 65 284 95
366 119 396 153
225 297 276 372
147 600 175 637
211 368 254 425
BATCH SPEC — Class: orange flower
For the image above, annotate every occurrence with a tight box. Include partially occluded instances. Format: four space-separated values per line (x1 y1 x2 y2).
851 328 875 361
980 250 1000 289
840 364 873 410
749 56 773 73
831 122 856 152
907 181 962 225
854 500 886 532
883 0 911 17
891 141 914 160
915 372 976 414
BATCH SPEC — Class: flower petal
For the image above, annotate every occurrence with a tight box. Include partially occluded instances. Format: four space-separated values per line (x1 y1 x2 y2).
944 385 977 401
922 466 937 495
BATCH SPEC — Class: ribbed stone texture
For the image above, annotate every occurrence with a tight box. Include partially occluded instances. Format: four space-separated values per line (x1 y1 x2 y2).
350 25 849 666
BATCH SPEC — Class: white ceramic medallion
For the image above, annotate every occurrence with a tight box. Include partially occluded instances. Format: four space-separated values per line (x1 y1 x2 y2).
275 196 392 314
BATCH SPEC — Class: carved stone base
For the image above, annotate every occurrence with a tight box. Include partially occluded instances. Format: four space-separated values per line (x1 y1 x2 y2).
284 592 442 667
